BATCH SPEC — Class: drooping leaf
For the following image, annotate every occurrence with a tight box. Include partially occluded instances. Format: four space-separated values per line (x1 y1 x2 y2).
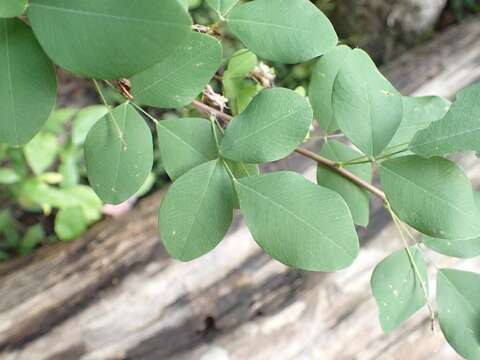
55 206 88 241
157 117 218 181
236 171 359 271
85 103 153 204
159 160 234 261
309 45 352 134
72 105 109 146
131 32 222 108
317 140 371 227
0 0 27 18
226 0 338 64
371 247 428 333
379 155 480 240
387 96 451 151
423 192 480 258
437 269 480 359
206 0 240 17
410 83 480 157
220 88 313 163
23 132 59 175
333 49 403 157
27 0 192 79
0 19 57 146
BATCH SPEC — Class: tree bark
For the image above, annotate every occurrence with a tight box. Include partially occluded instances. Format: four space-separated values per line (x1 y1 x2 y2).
1 17 480 360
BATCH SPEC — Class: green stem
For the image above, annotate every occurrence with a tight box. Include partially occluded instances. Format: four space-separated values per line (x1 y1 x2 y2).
92 79 126 147
210 118 237 182
387 204 436 331
191 100 387 201
131 102 159 125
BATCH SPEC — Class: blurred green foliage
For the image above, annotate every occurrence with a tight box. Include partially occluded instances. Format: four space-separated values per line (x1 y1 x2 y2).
0 106 161 260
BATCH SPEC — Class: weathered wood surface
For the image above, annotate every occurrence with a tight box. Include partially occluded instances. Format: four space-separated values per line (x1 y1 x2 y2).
1 18 480 360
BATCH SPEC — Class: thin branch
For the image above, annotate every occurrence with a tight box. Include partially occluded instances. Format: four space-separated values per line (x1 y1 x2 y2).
192 100 231 123
191 100 387 202
295 148 387 202
92 79 127 148
131 102 159 125
388 206 436 331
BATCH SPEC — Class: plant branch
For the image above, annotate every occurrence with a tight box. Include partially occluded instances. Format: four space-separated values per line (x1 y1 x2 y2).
191 100 387 202
388 206 436 331
192 100 231 123
92 79 126 147
295 147 387 202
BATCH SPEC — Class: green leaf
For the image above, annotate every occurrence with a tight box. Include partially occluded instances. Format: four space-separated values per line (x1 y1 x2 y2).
226 0 337 64
236 171 359 271
220 88 313 163
0 209 11 233
225 159 259 208
62 185 102 223
16 179 62 209
387 96 450 151
0 168 21 185
317 140 371 227
24 132 59 175
225 49 257 78
131 32 222 108
157 117 218 181
379 155 480 240
59 147 80 187
333 49 403 157
55 206 88 241
223 64 262 115
72 105 109 146
309 45 352 134
423 192 480 258
159 160 234 261
0 0 27 18
206 0 240 17
371 247 428 333
19 224 45 256
0 19 57 146
44 108 78 134
85 103 153 205
27 0 192 79
437 269 480 359
410 83 480 157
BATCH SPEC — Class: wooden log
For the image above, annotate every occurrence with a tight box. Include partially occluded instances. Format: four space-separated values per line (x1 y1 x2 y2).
1 17 480 360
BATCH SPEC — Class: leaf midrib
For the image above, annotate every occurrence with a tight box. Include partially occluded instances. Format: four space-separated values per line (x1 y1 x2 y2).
237 181 354 258
178 162 219 259
159 124 212 163
3 21 18 144
134 46 207 96
412 124 480 152
439 271 479 315
381 165 480 236
109 105 127 202
29 3 188 28
228 18 312 34
222 107 305 153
